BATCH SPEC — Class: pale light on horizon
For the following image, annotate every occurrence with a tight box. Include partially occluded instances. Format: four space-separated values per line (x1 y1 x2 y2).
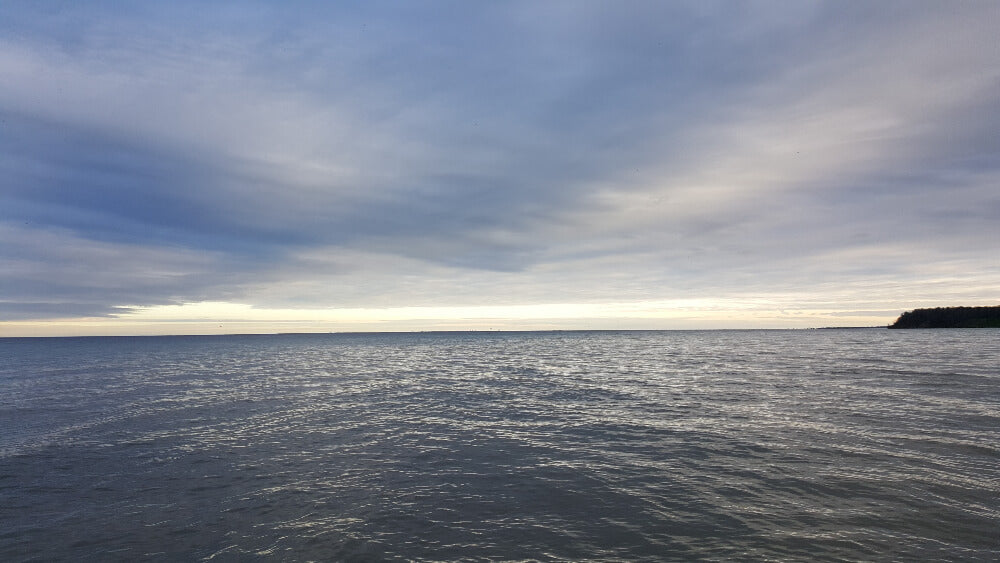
0 298 909 337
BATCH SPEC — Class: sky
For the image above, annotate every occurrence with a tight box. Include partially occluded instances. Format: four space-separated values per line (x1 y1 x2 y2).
1 1 999 336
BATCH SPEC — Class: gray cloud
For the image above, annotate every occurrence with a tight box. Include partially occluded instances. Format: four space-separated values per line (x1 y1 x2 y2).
1 1 998 322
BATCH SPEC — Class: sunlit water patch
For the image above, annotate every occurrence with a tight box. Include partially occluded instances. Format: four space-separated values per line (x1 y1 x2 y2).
1 330 998 561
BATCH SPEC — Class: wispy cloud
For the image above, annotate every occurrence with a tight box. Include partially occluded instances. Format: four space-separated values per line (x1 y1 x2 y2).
1 1 998 332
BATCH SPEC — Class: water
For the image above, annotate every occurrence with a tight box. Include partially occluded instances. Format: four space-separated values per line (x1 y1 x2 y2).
1 329 998 561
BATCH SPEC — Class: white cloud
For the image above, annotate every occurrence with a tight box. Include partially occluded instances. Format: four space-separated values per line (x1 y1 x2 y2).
1 2 998 334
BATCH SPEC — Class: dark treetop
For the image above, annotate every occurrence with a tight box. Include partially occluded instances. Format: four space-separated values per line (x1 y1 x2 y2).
889 306 1000 329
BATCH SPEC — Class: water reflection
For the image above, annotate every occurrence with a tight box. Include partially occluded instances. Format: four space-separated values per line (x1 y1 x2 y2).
0 330 997 560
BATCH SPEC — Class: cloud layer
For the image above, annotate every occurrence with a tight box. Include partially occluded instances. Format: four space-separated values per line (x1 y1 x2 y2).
2 1 998 331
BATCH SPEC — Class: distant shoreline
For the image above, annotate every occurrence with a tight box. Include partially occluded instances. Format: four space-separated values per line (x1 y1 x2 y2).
889 306 1000 329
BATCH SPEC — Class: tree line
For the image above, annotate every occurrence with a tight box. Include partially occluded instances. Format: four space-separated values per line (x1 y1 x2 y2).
889 306 1000 328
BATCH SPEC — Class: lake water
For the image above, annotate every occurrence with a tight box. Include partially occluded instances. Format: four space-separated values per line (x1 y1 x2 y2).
1 329 998 561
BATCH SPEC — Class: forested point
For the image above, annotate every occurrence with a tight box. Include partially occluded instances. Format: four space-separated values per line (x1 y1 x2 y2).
889 306 1000 328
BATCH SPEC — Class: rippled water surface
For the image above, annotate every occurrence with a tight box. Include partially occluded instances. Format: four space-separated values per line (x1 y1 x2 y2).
1 329 998 561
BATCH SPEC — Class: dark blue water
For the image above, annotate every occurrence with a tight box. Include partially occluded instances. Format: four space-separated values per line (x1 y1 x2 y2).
1 329 998 561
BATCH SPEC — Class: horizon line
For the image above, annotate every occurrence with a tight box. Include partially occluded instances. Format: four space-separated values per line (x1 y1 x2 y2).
0 326 892 339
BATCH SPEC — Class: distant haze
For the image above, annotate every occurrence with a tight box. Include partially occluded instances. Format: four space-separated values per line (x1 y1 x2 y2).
2 1 998 336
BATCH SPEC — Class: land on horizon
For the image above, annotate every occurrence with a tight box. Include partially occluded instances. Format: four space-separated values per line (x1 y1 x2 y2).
889 306 1000 329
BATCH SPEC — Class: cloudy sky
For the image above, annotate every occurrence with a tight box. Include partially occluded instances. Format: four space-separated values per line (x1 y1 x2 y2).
2 1 998 335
